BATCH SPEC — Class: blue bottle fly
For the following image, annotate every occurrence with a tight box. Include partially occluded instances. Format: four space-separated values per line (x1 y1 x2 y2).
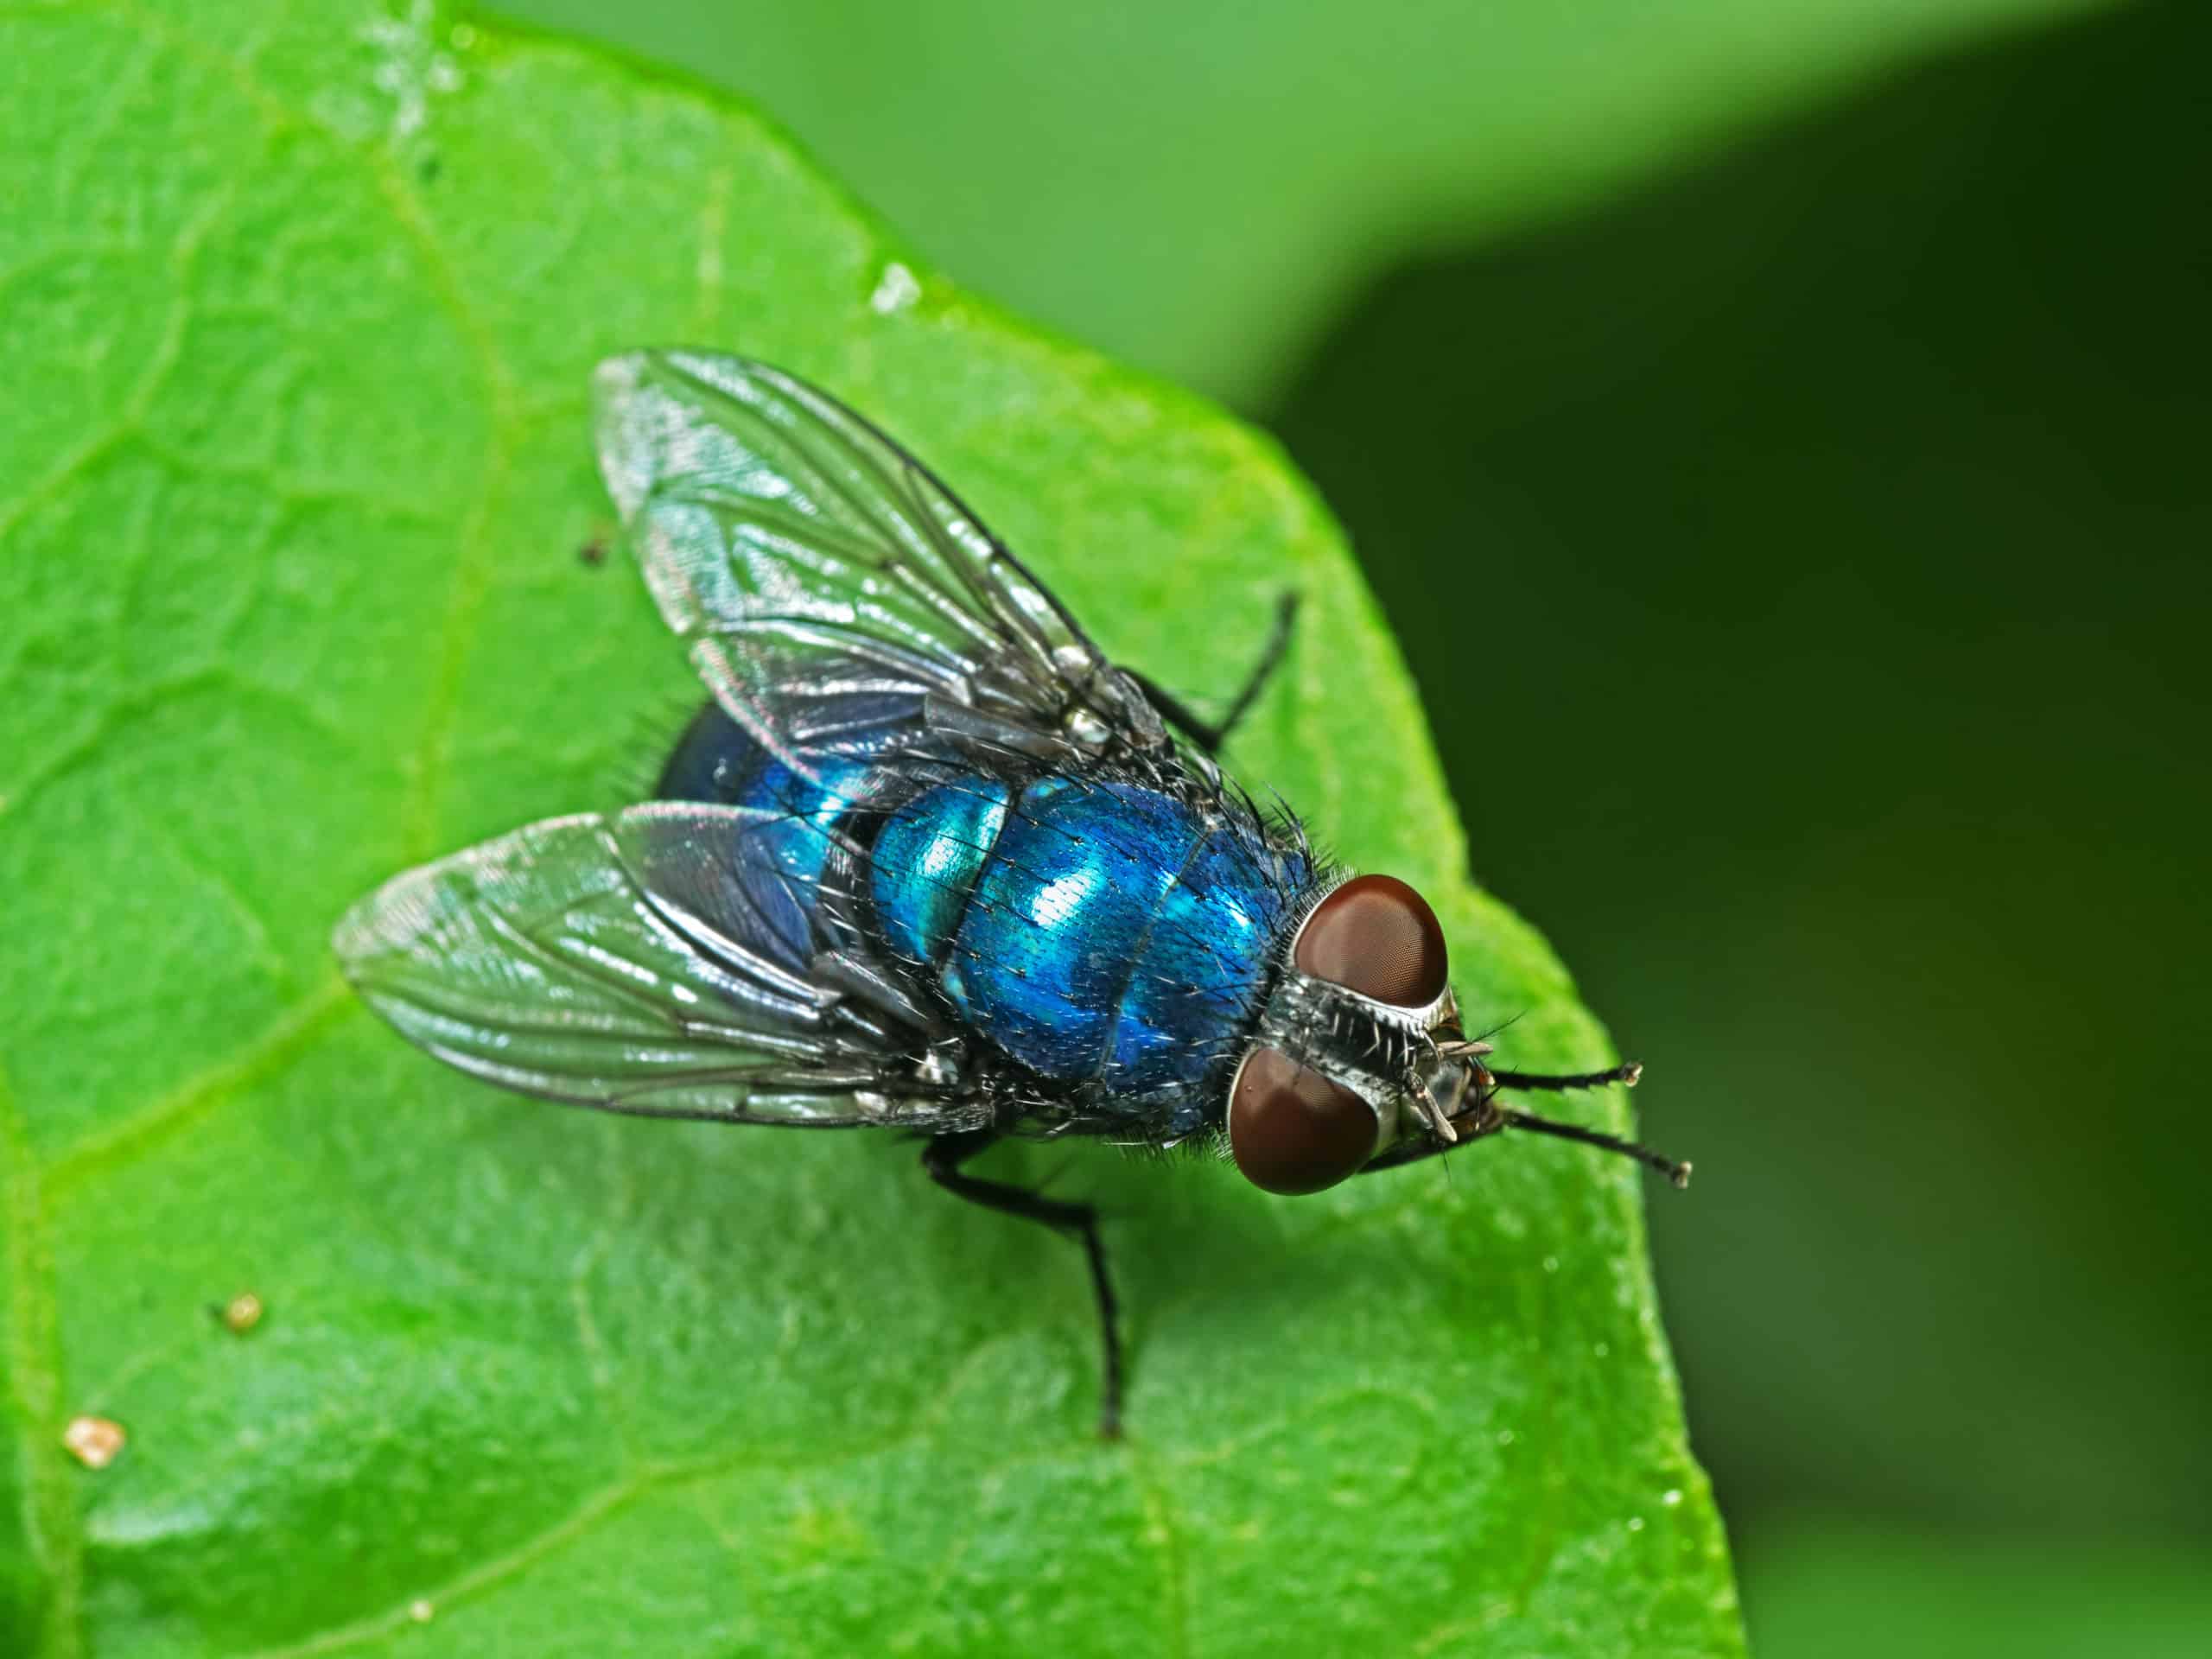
335 353 1688 1437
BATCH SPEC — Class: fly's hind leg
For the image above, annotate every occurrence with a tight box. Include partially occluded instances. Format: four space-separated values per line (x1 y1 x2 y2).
922 1128 1124 1439
1126 590 1299 755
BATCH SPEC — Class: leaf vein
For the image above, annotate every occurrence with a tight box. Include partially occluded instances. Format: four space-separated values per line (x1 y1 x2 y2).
238 1429 965 1659
1128 1447 1194 1659
43 976 353 1198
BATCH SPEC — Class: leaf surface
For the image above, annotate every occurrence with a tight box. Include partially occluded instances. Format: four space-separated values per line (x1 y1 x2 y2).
0 4 1740 1653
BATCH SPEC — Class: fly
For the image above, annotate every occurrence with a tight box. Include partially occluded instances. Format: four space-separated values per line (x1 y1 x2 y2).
334 353 1689 1438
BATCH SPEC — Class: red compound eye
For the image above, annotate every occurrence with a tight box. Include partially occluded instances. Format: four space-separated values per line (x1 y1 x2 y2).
1228 1046 1381 1195
1293 874 1448 1007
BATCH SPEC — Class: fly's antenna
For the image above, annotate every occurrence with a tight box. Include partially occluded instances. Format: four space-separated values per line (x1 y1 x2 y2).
1497 1109 1692 1188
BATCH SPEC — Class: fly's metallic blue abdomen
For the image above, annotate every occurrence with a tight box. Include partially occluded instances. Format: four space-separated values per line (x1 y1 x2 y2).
869 777 1012 963
872 774 1307 1110
655 702 877 960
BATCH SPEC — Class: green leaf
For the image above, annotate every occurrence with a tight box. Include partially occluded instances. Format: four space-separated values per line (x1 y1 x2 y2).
0 4 1739 1654
507 0 2114 404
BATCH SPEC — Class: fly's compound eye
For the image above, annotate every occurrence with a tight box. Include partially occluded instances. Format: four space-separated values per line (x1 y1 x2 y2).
1293 874 1448 1007
1228 1046 1381 1195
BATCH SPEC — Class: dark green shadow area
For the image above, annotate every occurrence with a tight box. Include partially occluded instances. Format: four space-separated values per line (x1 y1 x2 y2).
1749 1522 2212 1658
1268 0 2210 1622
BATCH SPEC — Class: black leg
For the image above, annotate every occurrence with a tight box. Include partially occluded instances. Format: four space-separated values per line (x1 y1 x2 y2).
1357 1112 1506 1176
1127 591 1298 754
1485 1061 1643 1092
1491 1107 1693 1187
1357 1062 1690 1189
922 1128 1124 1439
1358 1106 1688 1186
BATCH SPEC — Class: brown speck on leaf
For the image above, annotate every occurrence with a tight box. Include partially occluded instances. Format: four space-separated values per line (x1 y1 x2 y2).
63 1414 125 1470
576 537 607 568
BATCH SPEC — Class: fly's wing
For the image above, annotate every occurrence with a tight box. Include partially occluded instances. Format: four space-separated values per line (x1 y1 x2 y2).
332 805 980 1129
593 351 1167 777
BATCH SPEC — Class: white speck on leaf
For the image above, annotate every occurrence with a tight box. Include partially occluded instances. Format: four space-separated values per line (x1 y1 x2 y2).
63 1414 126 1470
871 262 922 315
360 0 466 142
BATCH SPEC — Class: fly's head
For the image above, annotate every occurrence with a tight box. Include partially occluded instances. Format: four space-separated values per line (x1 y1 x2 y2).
1229 874 1496 1195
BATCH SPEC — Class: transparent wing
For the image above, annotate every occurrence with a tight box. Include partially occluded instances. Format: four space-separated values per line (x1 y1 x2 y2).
593 351 1166 777
332 805 977 1129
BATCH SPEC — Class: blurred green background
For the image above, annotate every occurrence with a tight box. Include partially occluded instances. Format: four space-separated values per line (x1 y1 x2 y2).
510 1 2210 1650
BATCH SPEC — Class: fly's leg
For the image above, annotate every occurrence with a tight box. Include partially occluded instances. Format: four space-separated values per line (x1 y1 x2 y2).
922 1128 1124 1439
1357 1112 1508 1177
1127 591 1298 755
1359 1065 1690 1188
1486 1062 1644 1092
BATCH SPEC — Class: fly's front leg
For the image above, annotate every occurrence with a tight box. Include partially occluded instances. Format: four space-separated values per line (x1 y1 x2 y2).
1127 590 1299 755
1362 1063 1690 1188
922 1129 1125 1439
1357 1110 1508 1177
